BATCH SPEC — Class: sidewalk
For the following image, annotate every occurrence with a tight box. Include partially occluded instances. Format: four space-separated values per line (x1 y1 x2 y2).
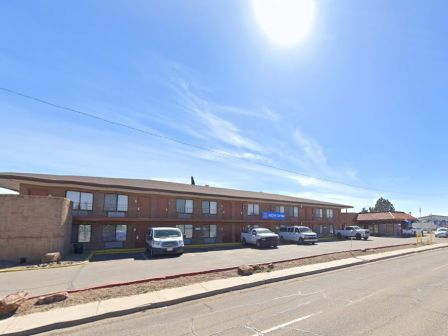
1 243 446 336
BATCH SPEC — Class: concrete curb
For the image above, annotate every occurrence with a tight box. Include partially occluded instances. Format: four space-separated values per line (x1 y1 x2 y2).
1 243 446 336
0 254 93 274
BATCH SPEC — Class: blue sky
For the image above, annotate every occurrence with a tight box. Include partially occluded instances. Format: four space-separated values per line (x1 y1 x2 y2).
0 0 447 216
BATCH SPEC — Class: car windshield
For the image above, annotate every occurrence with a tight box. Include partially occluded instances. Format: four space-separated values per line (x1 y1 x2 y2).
300 228 311 232
154 229 181 238
352 226 361 230
256 229 273 234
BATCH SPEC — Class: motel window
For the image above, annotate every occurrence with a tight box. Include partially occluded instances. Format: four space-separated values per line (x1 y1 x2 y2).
247 203 260 216
201 224 217 238
314 208 323 219
176 224 193 239
326 209 334 219
289 206 299 217
202 201 218 215
176 199 193 213
274 205 285 213
102 224 127 242
104 194 128 212
66 191 93 210
78 224 91 243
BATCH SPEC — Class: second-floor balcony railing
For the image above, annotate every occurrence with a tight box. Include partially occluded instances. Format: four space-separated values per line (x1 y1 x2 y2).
72 209 91 217
71 208 129 218
176 206 194 213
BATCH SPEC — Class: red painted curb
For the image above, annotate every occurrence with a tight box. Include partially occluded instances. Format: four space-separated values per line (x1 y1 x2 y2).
28 243 415 300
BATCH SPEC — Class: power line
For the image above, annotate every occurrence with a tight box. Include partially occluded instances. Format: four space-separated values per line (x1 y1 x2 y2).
0 86 419 196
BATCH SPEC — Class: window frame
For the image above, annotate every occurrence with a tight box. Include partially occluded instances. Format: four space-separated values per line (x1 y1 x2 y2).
77 224 91 243
274 205 285 213
104 194 129 212
102 224 127 242
326 209 334 219
202 200 218 215
66 191 94 211
314 208 323 219
289 206 299 217
176 224 193 239
176 199 194 214
247 203 260 216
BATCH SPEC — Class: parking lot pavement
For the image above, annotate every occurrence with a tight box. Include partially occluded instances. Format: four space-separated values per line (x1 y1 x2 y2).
0 236 427 297
52 247 448 336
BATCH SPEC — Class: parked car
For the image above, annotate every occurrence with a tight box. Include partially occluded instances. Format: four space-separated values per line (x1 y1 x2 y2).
278 226 318 244
146 227 185 257
335 226 370 240
434 227 448 238
401 222 424 237
241 227 279 248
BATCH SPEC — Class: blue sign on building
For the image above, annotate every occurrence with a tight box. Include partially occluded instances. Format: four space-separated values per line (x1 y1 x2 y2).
262 212 286 220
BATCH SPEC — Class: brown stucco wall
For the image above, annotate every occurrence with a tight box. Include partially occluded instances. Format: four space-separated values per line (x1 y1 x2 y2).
0 195 72 263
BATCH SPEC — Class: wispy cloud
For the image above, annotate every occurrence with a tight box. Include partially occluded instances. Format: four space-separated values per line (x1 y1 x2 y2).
294 128 327 167
172 79 264 152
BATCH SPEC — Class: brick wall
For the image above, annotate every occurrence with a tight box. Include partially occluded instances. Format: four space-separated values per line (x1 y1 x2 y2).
0 195 72 263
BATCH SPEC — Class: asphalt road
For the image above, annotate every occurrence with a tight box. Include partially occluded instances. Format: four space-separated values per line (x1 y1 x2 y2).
43 247 448 336
0 236 424 297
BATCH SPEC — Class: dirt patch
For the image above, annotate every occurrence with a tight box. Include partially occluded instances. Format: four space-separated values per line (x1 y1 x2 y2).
12 243 415 317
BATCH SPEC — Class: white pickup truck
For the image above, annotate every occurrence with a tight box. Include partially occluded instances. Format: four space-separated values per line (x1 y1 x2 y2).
335 226 370 240
278 226 318 244
241 228 279 248
401 222 424 237
402 227 424 237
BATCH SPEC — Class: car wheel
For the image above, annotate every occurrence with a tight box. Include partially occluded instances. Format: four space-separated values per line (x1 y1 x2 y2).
298 238 304 245
363 237 368 240
337 233 342 239
242 238 247 246
356 233 361 240
256 240 261 248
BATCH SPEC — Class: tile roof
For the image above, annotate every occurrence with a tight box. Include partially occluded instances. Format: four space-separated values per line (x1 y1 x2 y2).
0 172 353 208
357 211 417 222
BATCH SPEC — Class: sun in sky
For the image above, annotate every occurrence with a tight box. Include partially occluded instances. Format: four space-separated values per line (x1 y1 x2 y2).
252 0 315 46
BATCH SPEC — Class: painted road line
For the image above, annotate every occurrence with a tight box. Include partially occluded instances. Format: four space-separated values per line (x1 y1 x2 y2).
250 312 322 335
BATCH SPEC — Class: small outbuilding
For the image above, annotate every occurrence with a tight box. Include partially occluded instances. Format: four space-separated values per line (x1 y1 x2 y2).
356 211 417 236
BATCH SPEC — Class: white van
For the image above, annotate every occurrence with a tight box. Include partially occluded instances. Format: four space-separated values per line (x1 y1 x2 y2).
145 227 185 257
278 226 318 244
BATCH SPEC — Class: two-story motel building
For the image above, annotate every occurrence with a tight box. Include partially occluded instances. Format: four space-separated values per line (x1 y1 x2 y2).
0 173 352 252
